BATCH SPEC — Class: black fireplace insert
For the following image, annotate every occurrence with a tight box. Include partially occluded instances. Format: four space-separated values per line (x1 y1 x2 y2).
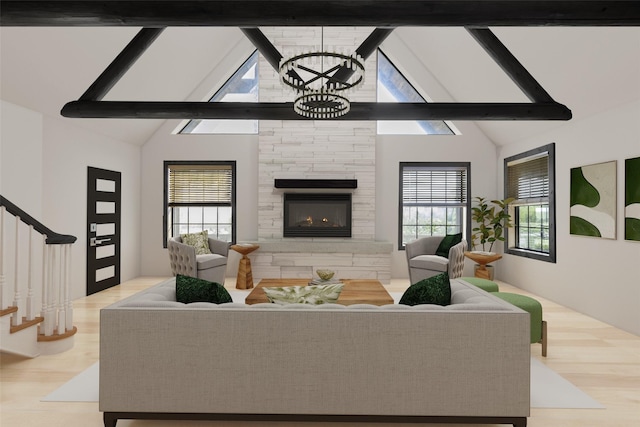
283 193 352 238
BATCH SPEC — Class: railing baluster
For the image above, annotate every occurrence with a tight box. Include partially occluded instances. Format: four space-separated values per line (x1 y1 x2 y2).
57 244 66 334
11 215 21 327
40 234 47 335
64 244 73 332
26 225 35 321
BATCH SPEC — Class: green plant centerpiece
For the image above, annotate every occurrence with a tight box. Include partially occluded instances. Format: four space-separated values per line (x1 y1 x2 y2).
471 196 515 254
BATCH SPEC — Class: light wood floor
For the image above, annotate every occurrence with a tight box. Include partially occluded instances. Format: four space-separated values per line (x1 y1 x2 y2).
1 276 638 427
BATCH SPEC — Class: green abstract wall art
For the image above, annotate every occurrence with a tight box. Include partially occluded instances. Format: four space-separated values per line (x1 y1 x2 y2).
625 156 640 241
570 160 617 239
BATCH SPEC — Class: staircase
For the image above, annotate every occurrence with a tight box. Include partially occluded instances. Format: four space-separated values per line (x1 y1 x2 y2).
0 195 78 357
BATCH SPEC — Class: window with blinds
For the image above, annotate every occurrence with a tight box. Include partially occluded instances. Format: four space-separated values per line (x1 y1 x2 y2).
399 163 470 248
504 143 556 262
163 161 236 246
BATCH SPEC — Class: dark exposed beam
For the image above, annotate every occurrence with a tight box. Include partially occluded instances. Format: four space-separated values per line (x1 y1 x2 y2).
2 1 640 27
61 100 572 121
332 28 394 83
80 27 165 101
240 28 283 72
466 27 553 103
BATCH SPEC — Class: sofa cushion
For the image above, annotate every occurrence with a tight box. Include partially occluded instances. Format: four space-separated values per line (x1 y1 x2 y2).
181 231 212 255
399 272 451 306
196 253 227 269
175 274 232 304
435 233 462 258
263 283 344 305
409 255 448 271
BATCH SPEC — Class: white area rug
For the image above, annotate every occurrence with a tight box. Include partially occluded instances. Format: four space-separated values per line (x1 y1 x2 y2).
42 289 603 408
41 356 603 409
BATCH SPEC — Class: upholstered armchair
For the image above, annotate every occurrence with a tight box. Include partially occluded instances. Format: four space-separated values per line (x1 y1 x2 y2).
405 236 467 284
167 236 229 284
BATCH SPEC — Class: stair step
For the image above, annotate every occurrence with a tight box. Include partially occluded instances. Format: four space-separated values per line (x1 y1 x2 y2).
0 306 19 317
10 316 44 334
38 326 78 342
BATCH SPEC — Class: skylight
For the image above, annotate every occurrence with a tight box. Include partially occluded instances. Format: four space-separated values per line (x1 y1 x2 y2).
377 49 454 135
180 50 259 134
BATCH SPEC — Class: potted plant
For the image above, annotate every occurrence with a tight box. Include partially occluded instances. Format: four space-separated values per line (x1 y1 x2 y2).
468 196 515 279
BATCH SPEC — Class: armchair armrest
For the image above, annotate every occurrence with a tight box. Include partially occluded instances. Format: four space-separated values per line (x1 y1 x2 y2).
447 240 467 279
208 238 230 257
167 238 197 277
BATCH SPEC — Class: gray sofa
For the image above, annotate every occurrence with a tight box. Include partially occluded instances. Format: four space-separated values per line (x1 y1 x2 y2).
100 277 530 427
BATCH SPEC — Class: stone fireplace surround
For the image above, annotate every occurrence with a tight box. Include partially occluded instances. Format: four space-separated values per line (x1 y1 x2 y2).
251 27 392 283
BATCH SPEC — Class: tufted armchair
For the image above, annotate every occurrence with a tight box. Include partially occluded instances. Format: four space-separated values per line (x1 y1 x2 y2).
167 236 229 284
405 236 467 285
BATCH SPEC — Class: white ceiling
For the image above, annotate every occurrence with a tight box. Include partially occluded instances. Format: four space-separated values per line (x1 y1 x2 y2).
1 26 639 146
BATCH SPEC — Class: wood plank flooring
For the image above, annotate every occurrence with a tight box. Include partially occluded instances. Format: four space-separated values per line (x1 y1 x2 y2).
1 276 638 427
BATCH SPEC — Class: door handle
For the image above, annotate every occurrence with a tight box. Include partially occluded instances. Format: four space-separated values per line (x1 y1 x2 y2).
90 237 111 247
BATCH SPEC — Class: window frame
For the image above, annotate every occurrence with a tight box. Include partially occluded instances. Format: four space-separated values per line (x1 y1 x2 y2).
163 160 237 248
398 162 471 250
504 143 556 263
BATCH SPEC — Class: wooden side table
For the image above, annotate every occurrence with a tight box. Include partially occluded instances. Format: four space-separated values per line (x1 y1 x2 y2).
464 251 502 280
231 244 259 289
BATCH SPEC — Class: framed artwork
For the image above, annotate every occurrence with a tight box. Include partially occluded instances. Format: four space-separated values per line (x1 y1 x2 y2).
625 156 640 241
570 160 617 239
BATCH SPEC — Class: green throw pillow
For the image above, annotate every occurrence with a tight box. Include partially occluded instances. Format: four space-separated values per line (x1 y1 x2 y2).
399 273 451 306
435 233 462 258
181 230 212 255
263 283 344 305
175 274 232 304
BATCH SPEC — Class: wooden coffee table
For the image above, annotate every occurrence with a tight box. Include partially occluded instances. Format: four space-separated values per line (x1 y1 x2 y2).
245 278 394 306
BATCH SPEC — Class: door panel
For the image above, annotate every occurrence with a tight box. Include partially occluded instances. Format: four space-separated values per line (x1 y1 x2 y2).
87 167 121 295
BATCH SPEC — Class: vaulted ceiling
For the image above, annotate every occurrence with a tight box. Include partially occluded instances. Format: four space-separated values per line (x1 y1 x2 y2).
1 1 639 146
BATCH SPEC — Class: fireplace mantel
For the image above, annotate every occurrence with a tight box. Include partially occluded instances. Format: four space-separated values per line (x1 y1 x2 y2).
274 179 358 189
252 240 392 254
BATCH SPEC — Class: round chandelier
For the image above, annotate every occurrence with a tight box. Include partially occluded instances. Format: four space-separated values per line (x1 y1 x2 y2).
278 30 365 119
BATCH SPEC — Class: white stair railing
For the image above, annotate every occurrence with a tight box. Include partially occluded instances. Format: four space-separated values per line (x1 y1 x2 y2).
0 196 77 355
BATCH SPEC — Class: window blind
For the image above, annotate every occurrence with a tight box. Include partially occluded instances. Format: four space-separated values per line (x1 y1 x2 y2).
402 167 467 204
507 154 549 200
168 164 233 205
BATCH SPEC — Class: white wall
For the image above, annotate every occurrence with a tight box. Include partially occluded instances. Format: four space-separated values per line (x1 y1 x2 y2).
377 124 498 279
42 116 142 298
1 100 142 300
139 122 259 277
497 100 640 335
1 101 43 214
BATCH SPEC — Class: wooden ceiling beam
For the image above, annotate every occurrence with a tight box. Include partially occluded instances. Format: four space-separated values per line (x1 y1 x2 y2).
80 28 165 101
61 100 572 121
2 1 640 27
466 27 554 103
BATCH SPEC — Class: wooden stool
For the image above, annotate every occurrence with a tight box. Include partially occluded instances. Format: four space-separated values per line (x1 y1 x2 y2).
231 244 259 290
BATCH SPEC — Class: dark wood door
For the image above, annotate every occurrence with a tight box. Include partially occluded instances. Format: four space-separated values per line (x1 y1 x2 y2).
87 167 121 295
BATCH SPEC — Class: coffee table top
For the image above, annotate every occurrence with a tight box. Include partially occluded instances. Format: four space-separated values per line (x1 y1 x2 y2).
245 278 394 306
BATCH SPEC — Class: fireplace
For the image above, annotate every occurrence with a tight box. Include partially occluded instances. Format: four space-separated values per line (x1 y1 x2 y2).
283 193 352 238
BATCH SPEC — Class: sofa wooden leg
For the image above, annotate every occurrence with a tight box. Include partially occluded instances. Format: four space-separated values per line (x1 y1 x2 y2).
541 320 548 357
103 412 117 427
513 416 528 426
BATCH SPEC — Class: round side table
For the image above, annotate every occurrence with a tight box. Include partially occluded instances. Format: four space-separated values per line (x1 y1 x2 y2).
231 244 259 289
464 251 502 280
